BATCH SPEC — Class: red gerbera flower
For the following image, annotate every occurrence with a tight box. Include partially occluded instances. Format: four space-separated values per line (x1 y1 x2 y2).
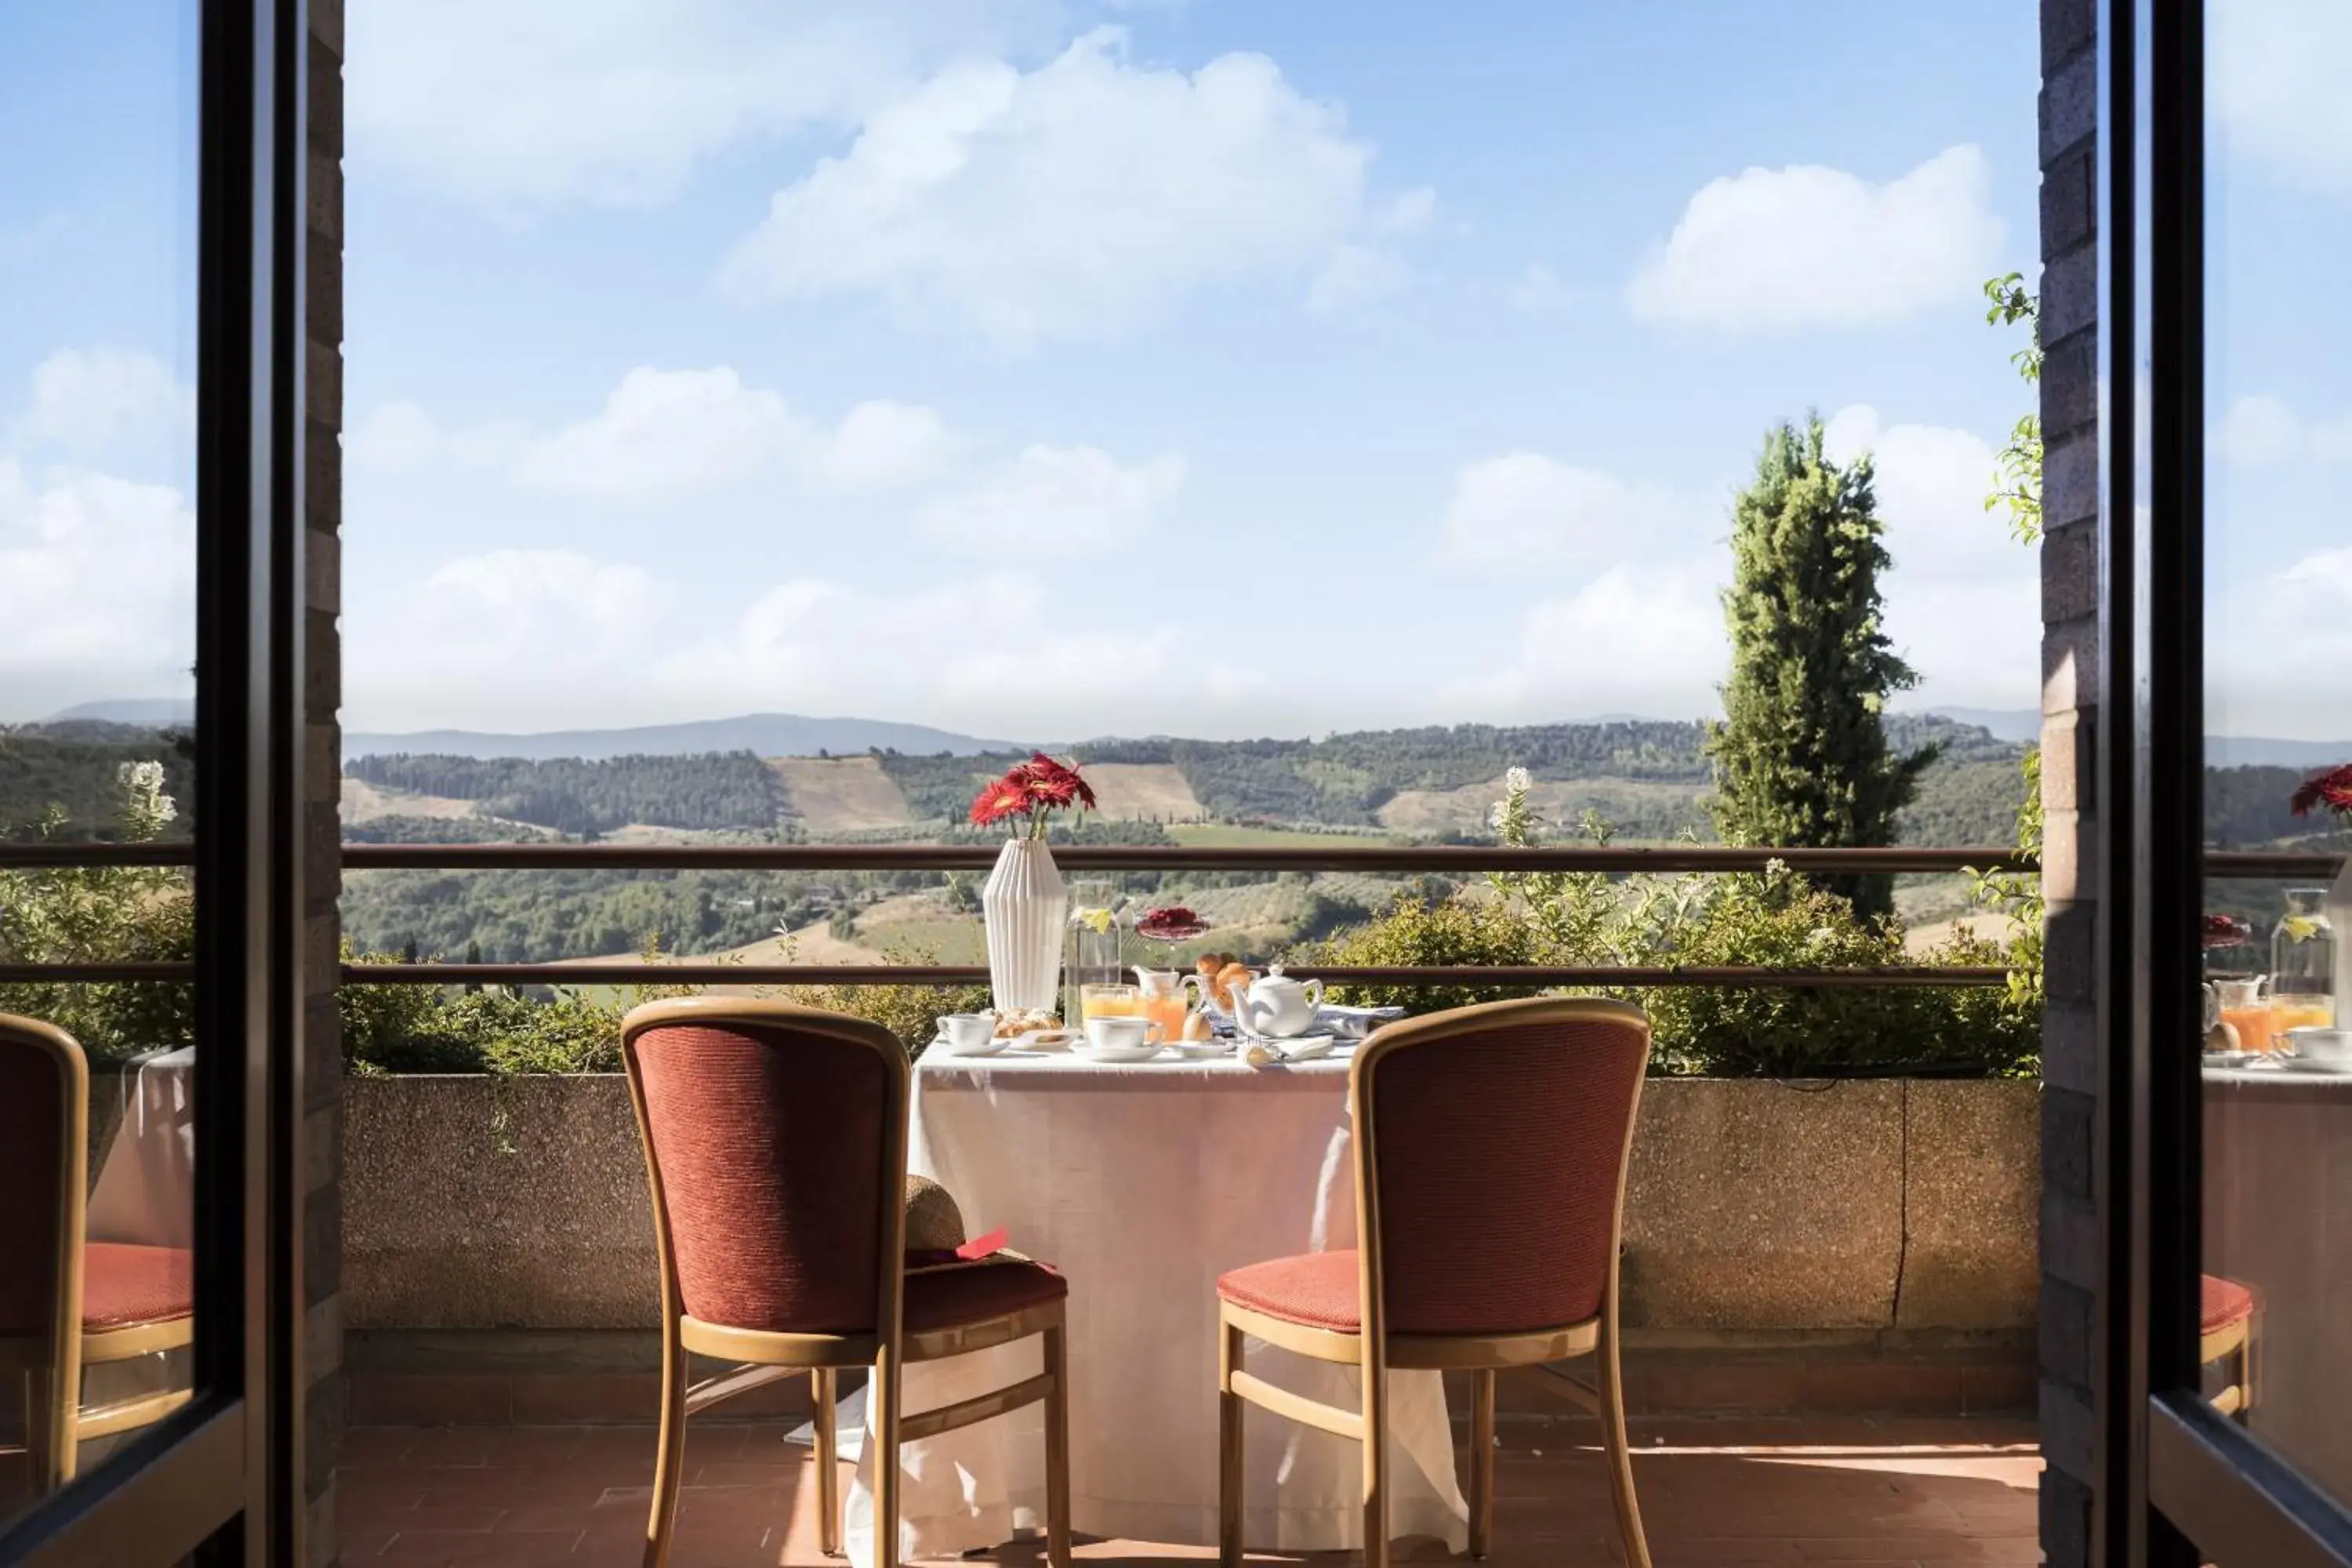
1012 753 1097 811
2290 763 2352 818
969 772 1032 828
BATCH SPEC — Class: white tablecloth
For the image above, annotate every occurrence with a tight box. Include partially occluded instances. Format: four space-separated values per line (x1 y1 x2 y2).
845 1047 1468 1566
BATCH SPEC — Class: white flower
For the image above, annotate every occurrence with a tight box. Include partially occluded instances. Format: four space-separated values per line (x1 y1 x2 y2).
1487 801 1509 831
1764 856 1790 880
1504 767 1533 795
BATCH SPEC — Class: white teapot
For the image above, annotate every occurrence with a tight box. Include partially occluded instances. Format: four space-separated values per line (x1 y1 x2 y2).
1230 964 1324 1039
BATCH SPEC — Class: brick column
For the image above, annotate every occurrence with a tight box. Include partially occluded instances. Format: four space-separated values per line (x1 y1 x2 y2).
2036 0 2100 1561
303 2 347 1562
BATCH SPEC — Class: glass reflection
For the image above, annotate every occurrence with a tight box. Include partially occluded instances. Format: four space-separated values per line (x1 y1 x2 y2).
0 0 199 1518
2199 0 2352 1508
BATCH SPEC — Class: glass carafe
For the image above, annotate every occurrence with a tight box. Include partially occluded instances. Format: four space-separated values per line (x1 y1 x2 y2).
2271 887 2336 1039
1064 880 1125 1026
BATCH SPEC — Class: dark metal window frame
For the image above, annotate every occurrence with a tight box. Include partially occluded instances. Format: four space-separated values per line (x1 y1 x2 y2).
0 1 307 1563
2118 0 2352 1563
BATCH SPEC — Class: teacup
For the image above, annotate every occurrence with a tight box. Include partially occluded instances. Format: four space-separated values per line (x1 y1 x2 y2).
1082 1014 1155 1054
937 1012 999 1053
2286 1026 2352 1066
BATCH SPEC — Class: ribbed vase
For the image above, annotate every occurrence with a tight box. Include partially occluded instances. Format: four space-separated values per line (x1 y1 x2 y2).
982 837 1068 1014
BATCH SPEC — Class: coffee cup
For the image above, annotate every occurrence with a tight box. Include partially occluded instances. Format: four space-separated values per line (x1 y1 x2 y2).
2287 1026 2352 1067
937 1012 998 1053
1083 1014 1154 1054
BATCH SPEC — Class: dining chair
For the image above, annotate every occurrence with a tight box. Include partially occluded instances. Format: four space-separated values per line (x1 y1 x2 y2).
1213 995 1654 1568
619 997 1073 1568
0 1014 195 1494
2201 1274 2259 1419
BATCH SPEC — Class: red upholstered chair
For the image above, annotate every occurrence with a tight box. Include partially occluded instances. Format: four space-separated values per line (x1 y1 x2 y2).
620 999 1073 1568
2201 1274 2259 1418
1214 996 1654 1568
0 1014 194 1494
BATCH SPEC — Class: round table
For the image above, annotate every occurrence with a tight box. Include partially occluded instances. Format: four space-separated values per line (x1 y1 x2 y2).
844 1044 1469 1567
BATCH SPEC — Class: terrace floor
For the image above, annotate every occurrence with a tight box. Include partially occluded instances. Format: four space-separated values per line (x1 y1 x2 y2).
336 1414 2042 1567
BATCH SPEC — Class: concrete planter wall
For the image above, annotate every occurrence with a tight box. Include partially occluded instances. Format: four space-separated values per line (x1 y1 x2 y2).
343 1074 2037 1334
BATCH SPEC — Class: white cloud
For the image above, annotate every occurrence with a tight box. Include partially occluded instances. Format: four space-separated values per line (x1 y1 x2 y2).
1823 405 2039 708
1627 144 2003 332
2213 0 2352 197
512 368 798 500
2209 393 2352 467
2217 394 2307 466
0 457 195 713
351 548 670 688
474 368 962 501
2211 547 2352 735
346 0 1040 210
10 349 193 468
721 28 1418 344
1453 561 1730 721
916 444 1184 551
1439 453 1700 567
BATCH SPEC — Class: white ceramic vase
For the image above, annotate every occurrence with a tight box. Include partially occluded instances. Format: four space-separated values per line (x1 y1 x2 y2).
982 837 1068 1014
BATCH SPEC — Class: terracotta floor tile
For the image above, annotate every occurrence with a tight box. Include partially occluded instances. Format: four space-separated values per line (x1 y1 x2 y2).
340 1417 2041 1566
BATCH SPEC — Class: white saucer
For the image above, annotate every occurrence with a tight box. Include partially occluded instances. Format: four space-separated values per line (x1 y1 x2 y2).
1073 1043 1165 1065
2278 1054 2352 1075
931 1034 1011 1058
1011 1028 1076 1052
1167 1038 1234 1060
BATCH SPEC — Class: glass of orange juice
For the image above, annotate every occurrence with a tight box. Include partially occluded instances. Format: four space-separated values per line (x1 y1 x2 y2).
2216 978 2276 1054
1080 983 1142 1022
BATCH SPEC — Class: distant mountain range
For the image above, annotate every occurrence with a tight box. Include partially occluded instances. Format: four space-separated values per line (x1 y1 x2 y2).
37 697 2352 772
340 713 1021 762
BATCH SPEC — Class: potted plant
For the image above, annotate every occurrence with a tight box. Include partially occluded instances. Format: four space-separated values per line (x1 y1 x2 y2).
970 755 1097 1015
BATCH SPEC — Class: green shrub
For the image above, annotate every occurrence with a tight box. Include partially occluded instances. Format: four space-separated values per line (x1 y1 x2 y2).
1305 770 2039 1079
0 764 196 1064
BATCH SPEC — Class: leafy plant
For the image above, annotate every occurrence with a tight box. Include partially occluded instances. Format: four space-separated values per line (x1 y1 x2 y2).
1706 417 1932 921
1983 272 2043 544
0 763 195 1062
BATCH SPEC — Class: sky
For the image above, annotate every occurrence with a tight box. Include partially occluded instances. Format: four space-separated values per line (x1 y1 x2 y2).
3 1 2340 744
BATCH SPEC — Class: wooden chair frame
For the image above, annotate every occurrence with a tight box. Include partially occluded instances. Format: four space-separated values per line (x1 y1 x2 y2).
620 997 1073 1568
1216 995 1654 1568
0 1014 194 1496
2204 1302 2259 1420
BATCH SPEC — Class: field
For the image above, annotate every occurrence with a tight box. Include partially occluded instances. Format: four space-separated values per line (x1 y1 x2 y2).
1167 823 1394 848
340 777 484 823
766 757 913 833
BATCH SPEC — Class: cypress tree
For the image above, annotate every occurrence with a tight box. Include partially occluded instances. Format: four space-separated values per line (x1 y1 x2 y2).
1705 415 1933 921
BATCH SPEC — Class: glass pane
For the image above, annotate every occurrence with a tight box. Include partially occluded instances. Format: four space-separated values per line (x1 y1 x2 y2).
2200 0 2352 1508
0 0 200 1522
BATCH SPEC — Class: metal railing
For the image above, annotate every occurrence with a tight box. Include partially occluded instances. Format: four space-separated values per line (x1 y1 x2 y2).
9 836 2331 989
0 838 2064 989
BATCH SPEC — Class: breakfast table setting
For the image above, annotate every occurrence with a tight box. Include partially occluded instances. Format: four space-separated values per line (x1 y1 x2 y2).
825 755 1472 1568
840 967 1464 1568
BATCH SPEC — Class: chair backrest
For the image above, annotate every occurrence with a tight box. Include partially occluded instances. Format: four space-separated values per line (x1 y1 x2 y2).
1352 996 1651 1338
620 999 908 1338
0 1014 88 1356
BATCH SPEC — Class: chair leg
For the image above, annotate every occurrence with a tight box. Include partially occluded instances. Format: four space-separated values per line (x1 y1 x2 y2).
1468 1368 1496 1560
1218 1316 1245 1568
643 1316 688 1568
873 1351 903 1568
1360 1352 1388 1568
811 1368 841 1557
1042 1322 1074 1568
1596 1319 1652 1568
24 1370 67 1493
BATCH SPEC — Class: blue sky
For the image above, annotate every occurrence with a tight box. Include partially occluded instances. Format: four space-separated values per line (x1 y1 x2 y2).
34 0 2343 744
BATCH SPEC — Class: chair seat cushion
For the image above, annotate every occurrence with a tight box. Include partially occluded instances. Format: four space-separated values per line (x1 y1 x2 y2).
1218 1250 1359 1333
903 1261 1067 1334
83 1243 194 1330
2201 1274 2256 1335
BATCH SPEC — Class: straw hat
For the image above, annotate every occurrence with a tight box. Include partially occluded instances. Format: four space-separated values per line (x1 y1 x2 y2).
903 1175 1031 1274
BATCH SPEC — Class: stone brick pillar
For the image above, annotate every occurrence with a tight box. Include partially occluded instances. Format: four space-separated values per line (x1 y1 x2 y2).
2036 0 2100 1561
303 2 347 1562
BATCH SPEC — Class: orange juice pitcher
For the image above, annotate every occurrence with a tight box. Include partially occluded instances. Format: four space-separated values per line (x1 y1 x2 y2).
1133 967 1208 1042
